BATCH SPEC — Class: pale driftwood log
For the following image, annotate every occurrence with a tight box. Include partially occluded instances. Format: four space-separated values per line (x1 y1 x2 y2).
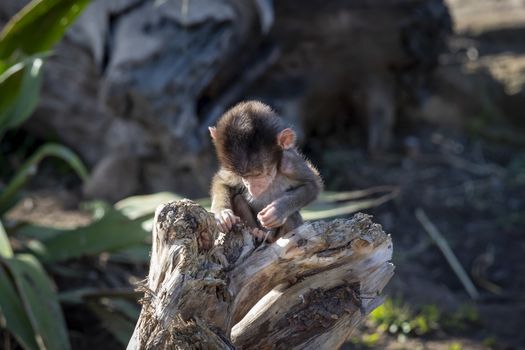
127 199 394 349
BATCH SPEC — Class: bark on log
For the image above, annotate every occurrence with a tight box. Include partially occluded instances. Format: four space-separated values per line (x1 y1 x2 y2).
127 200 394 349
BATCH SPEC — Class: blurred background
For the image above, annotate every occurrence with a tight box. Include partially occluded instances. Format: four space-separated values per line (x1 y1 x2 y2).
0 0 524 349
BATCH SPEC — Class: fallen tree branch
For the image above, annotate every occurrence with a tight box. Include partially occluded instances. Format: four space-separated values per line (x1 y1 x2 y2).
416 208 479 300
127 199 394 349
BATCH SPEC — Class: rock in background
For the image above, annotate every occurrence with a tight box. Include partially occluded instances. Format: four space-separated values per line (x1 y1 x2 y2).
2 0 269 200
7 0 524 201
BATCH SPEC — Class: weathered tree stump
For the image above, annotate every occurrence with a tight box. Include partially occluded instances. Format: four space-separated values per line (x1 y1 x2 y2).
127 200 394 349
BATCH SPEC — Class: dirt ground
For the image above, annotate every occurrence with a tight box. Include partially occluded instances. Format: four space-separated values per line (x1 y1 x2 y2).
327 125 525 350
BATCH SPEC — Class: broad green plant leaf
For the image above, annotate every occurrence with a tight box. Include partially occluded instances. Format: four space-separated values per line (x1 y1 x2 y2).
0 143 89 215
0 220 13 258
0 57 44 135
0 62 24 122
302 186 400 220
28 202 148 263
0 0 91 60
115 192 211 234
115 192 184 220
0 266 39 350
12 224 64 241
2 254 70 350
0 60 8 74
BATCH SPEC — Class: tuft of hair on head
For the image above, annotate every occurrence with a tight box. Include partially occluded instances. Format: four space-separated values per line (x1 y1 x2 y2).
212 101 284 174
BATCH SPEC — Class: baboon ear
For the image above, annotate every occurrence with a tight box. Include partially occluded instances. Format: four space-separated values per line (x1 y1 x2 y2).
209 126 217 140
277 128 296 149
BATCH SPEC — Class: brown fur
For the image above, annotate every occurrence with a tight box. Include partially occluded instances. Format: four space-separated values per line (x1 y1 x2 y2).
210 101 323 240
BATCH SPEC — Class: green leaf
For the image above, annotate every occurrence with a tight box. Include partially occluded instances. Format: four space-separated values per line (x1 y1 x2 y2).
0 62 24 128
0 265 39 350
0 220 13 258
115 192 211 220
28 202 148 263
0 60 8 75
0 143 89 215
2 254 70 350
0 0 91 60
115 192 184 220
0 57 44 134
302 187 400 220
13 224 64 241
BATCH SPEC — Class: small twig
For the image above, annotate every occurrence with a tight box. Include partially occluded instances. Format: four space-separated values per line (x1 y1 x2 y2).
415 208 480 300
